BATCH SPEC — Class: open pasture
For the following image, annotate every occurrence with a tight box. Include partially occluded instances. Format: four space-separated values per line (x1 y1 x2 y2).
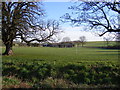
2 41 120 88
2 45 119 65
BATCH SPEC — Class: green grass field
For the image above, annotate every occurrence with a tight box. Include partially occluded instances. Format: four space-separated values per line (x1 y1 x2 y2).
2 41 120 88
2 41 119 65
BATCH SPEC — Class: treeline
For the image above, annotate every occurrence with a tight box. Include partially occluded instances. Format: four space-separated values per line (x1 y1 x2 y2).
1 40 119 49
12 41 81 48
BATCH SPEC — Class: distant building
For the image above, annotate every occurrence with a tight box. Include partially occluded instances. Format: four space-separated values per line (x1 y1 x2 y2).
58 42 75 48
42 42 75 48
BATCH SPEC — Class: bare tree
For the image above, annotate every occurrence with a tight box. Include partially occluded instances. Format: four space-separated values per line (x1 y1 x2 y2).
62 37 71 42
79 36 86 47
2 2 60 55
115 32 120 47
116 32 120 41
61 1 120 36
103 36 112 47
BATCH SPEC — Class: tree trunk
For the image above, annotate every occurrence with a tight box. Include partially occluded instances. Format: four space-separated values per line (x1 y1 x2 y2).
2 43 13 55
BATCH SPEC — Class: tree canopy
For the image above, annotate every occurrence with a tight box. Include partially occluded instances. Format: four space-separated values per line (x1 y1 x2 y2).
61 1 120 36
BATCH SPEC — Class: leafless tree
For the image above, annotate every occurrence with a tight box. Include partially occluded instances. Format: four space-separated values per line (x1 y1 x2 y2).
61 1 120 36
62 37 71 42
115 32 120 47
79 36 86 47
2 2 61 55
103 36 113 47
115 32 120 41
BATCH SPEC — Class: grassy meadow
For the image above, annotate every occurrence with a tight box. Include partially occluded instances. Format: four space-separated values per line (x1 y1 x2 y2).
2 46 119 65
2 41 120 88
2 41 119 65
